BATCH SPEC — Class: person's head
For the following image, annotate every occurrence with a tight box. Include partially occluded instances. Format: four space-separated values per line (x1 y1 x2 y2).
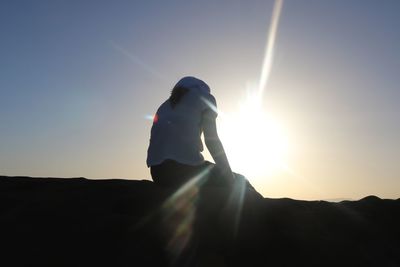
169 76 210 108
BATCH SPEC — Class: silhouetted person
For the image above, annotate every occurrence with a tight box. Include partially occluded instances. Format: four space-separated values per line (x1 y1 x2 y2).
147 76 234 188
146 77 262 266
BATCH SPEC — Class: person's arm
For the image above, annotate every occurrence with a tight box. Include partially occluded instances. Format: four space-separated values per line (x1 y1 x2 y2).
202 110 234 184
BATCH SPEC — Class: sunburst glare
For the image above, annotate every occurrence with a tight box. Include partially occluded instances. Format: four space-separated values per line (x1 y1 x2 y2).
218 91 289 179
218 0 287 180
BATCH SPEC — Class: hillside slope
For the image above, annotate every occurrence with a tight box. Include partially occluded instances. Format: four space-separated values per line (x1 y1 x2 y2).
1 176 399 266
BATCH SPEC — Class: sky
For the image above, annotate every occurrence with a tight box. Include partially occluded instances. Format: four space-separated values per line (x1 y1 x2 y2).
1 0 400 200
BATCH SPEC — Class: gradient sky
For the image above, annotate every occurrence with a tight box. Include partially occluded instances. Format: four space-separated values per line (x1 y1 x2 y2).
1 0 399 200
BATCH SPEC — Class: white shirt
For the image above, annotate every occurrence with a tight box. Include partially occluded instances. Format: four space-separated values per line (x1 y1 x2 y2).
146 89 217 167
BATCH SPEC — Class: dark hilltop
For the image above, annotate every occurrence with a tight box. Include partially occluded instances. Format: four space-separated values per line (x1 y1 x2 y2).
1 176 399 266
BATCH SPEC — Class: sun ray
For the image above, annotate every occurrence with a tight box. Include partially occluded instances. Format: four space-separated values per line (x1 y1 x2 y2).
217 0 288 183
109 40 168 81
258 0 284 98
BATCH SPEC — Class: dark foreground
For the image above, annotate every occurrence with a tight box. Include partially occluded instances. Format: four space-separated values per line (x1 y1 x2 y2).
1 176 399 267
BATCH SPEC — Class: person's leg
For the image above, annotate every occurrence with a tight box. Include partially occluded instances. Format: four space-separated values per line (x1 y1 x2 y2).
151 161 210 266
151 160 185 187
201 161 234 187
151 160 206 188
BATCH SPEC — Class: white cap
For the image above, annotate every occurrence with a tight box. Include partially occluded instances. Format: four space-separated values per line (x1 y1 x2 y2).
174 76 210 94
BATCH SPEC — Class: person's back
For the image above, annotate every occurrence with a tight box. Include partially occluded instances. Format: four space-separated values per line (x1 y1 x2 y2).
146 76 234 187
147 88 214 167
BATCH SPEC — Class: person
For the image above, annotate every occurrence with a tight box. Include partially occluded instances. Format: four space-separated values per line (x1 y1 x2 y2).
146 78 262 266
146 76 235 188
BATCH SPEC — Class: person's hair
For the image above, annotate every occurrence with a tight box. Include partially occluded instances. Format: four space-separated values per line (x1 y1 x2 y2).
169 86 189 108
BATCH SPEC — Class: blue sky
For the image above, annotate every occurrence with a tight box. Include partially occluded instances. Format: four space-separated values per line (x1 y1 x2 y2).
1 0 399 200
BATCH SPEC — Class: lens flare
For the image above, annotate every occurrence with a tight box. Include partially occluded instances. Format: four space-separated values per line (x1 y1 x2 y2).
160 166 211 264
258 0 284 98
109 40 167 81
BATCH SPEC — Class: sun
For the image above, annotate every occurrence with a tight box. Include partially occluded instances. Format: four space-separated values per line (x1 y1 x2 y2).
218 93 289 179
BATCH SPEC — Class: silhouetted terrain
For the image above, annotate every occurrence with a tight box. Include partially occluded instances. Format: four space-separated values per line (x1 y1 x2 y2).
1 176 399 266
